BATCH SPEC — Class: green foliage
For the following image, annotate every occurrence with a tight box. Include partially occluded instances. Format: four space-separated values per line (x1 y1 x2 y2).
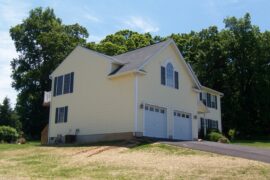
0 97 21 131
170 13 270 137
0 126 19 143
228 129 236 141
207 132 224 142
218 137 230 143
9 7 88 138
87 30 161 56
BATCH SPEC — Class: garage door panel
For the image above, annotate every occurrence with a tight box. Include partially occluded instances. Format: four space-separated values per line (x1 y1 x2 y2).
173 111 192 140
144 105 167 138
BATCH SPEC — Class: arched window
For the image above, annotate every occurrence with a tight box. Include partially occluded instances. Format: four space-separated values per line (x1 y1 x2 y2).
166 63 174 87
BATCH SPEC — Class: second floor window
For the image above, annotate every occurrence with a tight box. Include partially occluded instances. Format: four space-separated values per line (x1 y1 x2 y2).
166 63 174 87
161 62 179 89
200 92 217 109
54 72 74 96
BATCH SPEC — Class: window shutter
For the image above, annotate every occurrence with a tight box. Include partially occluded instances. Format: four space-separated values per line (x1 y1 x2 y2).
63 74 70 94
215 96 218 109
200 92 202 101
200 118 204 129
174 71 179 89
64 106 68 122
161 67 165 85
70 72 74 93
57 76 63 95
207 93 211 107
53 77 57 96
55 108 58 123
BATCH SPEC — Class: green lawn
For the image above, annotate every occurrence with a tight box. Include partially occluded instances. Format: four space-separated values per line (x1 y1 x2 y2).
0 140 270 179
232 140 270 148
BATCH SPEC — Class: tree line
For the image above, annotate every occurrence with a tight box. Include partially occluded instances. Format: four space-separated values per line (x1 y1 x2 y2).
7 7 270 139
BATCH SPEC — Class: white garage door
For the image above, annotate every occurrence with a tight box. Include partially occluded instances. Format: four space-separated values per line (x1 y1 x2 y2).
144 104 167 138
173 111 192 140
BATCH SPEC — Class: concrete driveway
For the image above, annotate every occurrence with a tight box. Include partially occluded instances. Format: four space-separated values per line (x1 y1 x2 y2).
161 141 270 164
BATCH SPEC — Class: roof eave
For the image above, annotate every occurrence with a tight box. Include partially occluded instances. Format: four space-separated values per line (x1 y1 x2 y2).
108 70 146 79
201 86 224 97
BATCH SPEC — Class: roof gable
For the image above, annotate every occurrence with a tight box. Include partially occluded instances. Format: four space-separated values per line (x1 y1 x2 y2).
113 39 171 74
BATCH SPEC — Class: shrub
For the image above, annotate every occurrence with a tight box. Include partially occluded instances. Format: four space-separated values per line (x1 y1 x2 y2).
207 131 230 143
0 126 19 143
228 129 236 141
208 132 223 142
218 137 230 143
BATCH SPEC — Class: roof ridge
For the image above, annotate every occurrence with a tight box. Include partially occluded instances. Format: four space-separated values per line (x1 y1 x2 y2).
114 38 171 57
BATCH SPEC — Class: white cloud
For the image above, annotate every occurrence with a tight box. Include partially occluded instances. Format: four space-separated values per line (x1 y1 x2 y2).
123 16 159 33
84 14 101 23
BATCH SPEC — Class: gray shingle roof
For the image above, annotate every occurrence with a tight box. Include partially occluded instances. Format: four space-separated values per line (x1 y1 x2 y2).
112 39 171 74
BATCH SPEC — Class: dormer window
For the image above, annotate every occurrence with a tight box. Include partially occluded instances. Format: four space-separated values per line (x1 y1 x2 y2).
161 62 179 89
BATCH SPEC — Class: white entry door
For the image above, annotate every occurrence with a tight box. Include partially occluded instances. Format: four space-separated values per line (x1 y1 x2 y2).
144 104 167 138
173 111 192 140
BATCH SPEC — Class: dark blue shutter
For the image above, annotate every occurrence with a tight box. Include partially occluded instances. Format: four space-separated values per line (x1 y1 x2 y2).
215 96 217 109
55 108 58 123
174 71 179 89
200 118 204 129
207 93 211 107
70 72 74 93
200 93 202 101
57 76 63 95
53 77 57 96
64 106 68 122
63 74 71 94
161 67 165 85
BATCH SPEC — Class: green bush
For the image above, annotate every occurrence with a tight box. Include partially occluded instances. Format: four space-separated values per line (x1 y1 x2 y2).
218 136 230 143
207 131 230 143
228 129 236 141
0 126 19 143
208 132 223 142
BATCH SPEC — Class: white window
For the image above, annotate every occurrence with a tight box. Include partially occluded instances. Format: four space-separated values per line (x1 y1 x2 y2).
166 63 174 87
55 106 68 123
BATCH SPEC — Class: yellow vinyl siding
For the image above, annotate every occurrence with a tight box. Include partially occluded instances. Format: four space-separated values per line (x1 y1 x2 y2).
49 47 134 138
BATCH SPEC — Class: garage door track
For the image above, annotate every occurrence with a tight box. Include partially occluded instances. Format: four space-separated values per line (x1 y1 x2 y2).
162 141 270 164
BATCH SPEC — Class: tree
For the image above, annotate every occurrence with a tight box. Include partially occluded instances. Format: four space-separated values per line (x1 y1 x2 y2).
87 30 160 55
169 14 270 137
10 7 89 138
0 97 21 131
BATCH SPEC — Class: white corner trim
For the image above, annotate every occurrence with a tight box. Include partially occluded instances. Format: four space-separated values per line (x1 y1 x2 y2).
134 74 138 134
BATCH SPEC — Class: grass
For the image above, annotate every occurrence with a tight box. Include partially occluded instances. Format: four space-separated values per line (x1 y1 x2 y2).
232 140 270 148
0 140 270 179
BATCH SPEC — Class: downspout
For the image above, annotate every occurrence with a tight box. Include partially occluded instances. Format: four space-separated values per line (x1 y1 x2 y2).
134 74 138 136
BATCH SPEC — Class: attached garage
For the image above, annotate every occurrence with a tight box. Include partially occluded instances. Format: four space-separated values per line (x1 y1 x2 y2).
143 104 167 138
173 111 192 140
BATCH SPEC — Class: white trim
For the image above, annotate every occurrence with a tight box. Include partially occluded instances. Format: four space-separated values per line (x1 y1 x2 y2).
201 86 224 96
134 74 138 135
108 70 146 79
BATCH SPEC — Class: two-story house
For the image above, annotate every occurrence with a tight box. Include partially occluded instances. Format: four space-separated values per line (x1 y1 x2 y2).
44 39 223 144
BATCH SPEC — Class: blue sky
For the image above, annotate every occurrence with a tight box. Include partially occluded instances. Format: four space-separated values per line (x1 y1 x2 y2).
0 0 269 106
